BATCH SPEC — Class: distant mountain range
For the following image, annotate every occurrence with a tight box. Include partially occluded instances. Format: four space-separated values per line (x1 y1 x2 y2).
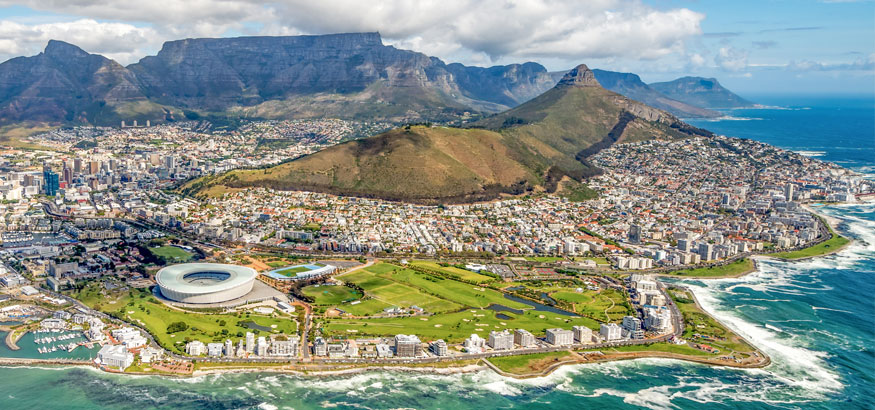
183 65 712 204
0 33 752 126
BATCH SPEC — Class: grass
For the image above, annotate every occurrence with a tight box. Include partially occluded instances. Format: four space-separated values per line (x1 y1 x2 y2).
322 307 599 343
589 343 714 357
0 123 56 150
523 256 566 263
664 258 754 278
150 246 193 262
558 288 631 322
408 261 495 283
669 289 755 356
487 351 572 374
767 218 849 260
339 266 462 314
273 266 312 276
301 285 361 305
385 268 528 310
74 283 297 354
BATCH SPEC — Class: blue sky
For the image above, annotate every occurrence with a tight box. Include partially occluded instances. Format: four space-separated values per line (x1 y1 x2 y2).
0 0 871 96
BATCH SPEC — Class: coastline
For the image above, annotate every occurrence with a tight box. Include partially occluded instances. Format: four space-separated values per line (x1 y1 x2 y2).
0 209 854 382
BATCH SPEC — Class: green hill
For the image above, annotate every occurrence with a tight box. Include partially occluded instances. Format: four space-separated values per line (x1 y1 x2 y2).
184 65 711 203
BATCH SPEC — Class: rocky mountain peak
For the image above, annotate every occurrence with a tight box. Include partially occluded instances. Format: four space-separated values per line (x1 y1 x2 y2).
557 64 601 87
43 40 90 59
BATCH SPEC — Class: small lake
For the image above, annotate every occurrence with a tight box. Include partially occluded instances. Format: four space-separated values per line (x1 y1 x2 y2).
502 294 579 317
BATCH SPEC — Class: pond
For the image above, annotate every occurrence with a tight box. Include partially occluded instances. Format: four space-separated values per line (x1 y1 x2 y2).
502 294 579 317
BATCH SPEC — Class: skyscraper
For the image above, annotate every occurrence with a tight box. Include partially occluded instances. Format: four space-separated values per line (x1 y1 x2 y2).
43 167 59 196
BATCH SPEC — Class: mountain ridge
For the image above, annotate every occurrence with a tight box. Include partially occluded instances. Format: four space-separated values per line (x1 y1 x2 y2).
0 34 750 126
184 64 713 204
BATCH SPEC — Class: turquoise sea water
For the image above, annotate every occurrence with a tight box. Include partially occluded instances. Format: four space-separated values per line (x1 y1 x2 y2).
1 95 873 409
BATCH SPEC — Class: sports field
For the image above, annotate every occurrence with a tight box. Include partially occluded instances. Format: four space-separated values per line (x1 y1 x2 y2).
150 246 193 262
301 285 361 305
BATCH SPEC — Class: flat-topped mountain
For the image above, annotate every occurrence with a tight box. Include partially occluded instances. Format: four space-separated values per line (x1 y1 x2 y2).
128 33 560 121
0 33 751 125
650 76 753 109
184 64 712 204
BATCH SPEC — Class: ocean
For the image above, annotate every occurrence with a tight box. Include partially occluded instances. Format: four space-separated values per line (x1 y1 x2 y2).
1 95 873 410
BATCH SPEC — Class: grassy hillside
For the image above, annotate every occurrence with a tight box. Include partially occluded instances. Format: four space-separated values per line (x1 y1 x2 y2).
186 65 711 203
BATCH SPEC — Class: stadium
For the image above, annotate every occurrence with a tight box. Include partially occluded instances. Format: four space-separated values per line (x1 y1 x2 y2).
156 263 257 304
264 263 337 281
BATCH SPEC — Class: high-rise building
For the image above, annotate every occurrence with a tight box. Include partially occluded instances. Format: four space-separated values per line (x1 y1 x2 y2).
394 334 421 357
546 328 574 346
430 339 448 356
43 167 59 196
488 330 514 350
245 332 255 353
622 316 645 339
599 323 623 341
572 325 593 344
698 243 714 261
225 339 234 357
73 158 82 174
62 166 73 186
514 329 536 347
784 183 795 201
629 224 642 244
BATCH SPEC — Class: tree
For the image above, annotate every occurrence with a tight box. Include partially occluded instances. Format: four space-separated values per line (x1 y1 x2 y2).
166 321 189 333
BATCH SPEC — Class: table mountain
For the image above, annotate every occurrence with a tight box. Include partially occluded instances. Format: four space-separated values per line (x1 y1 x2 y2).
184 64 712 204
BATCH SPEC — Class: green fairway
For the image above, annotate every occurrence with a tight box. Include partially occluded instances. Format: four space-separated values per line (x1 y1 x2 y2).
150 246 193 262
74 282 297 353
301 285 361 305
323 307 599 343
408 261 495 283
664 258 754 278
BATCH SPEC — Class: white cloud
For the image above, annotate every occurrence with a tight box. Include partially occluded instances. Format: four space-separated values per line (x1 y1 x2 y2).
0 0 705 67
714 46 748 71
0 19 158 63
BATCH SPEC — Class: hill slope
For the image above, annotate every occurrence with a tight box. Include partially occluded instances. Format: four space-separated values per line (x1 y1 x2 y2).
0 41 162 124
650 76 753 109
185 65 712 204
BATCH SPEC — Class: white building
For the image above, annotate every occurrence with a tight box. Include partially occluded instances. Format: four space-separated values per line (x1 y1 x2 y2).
464 334 486 353
644 307 672 333
600 323 623 341
546 328 574 346
572 325 593 344
430 339 448 356
97 344 133 369
207 342 224 357
186 340 206 356
140 346 163 363
488 330 514 350
270 338 299 357
514 329 536 347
